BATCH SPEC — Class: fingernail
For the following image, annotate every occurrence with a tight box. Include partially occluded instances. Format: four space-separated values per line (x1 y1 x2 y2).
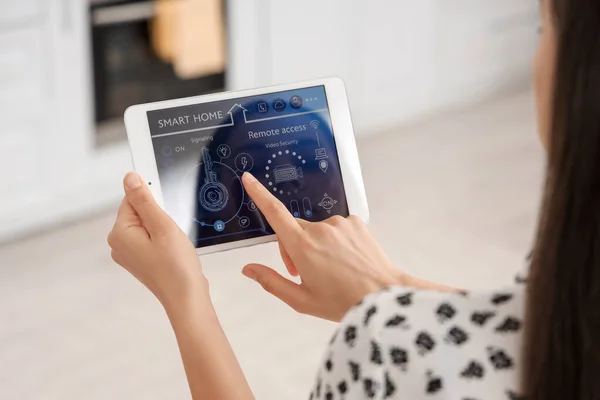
242 266 256 280
242 172 257 184
125 173 142 190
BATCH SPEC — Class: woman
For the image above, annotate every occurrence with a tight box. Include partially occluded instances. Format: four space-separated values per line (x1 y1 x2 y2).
107 0 600 398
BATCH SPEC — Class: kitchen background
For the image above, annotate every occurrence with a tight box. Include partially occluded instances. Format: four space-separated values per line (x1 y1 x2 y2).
0 1 544 399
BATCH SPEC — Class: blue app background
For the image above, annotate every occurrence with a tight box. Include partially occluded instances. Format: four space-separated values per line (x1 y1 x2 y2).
148 85 349 248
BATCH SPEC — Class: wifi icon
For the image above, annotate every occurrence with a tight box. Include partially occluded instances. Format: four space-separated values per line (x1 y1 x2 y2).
310 120 320 130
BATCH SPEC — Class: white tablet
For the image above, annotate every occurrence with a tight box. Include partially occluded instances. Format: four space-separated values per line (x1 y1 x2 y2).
124 77 369 254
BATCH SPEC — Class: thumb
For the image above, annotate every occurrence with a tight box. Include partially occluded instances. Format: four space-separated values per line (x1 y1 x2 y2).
123 172 171 236
242 264 309 314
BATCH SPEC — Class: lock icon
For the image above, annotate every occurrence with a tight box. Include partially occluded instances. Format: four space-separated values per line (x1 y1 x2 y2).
214 220 225 232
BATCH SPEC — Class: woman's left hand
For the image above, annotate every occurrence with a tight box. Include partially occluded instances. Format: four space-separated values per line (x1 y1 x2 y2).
108 172 208 310
108 173 254 400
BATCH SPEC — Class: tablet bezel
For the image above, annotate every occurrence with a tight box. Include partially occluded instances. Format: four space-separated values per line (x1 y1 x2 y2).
124 77 369 255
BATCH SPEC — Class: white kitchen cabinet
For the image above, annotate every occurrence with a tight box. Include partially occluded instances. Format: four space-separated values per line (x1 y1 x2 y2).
0 0 44 25
0 0 132 242
0 28 46 204
0 20 50 233
0 124 40 198
0 29 46 123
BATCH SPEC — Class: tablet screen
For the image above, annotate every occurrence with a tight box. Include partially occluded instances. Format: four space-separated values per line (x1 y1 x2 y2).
147 85 349 248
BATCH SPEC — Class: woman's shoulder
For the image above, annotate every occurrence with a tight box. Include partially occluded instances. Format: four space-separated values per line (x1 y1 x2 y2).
312 283 526 399
338 281 526 359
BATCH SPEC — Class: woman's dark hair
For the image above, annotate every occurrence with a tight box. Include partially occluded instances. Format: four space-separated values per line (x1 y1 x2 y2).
524 0 600 398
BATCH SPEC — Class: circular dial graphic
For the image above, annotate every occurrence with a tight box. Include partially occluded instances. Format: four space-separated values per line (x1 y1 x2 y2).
265 149 306 195
198 182 229 212
181 148 245 230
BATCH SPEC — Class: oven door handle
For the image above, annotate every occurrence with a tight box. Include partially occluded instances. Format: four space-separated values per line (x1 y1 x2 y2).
92 1 156 26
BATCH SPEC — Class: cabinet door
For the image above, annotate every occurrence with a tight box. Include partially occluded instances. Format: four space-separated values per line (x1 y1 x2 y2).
0 28 47 207
0 29 45 123
0 124 39 200
0 0 43 25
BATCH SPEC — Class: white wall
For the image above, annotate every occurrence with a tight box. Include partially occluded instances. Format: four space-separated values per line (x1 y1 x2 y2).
228 0 539 135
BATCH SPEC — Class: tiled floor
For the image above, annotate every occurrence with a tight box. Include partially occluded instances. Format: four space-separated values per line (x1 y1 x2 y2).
0 91 544 400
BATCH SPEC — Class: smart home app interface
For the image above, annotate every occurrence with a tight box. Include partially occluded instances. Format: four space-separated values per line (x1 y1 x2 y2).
147 86 349 248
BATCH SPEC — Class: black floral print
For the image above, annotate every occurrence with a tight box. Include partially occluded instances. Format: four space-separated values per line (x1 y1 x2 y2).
348 361 361 382
487 347 514 370
363 378 379 398
338 381 348 395
325 358 333 372
471 311 496 326
396 293 413 306
325 385 333 400
415 331 436 356
384 372 396 398
364 305 378 326
345 325 358 347
461 361 485 379
389 347 409 371
426 371 443 394
495 317 522 334
311 270 527 399
436 303 457 323
445 326 470 346
385 315 408 328
491 293 513 306
370 341 383 365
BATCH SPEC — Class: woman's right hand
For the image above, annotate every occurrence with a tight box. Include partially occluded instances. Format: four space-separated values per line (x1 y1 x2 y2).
240 172 406 322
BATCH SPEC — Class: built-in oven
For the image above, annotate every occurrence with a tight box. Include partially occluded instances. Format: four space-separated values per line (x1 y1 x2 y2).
90 0 226 145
